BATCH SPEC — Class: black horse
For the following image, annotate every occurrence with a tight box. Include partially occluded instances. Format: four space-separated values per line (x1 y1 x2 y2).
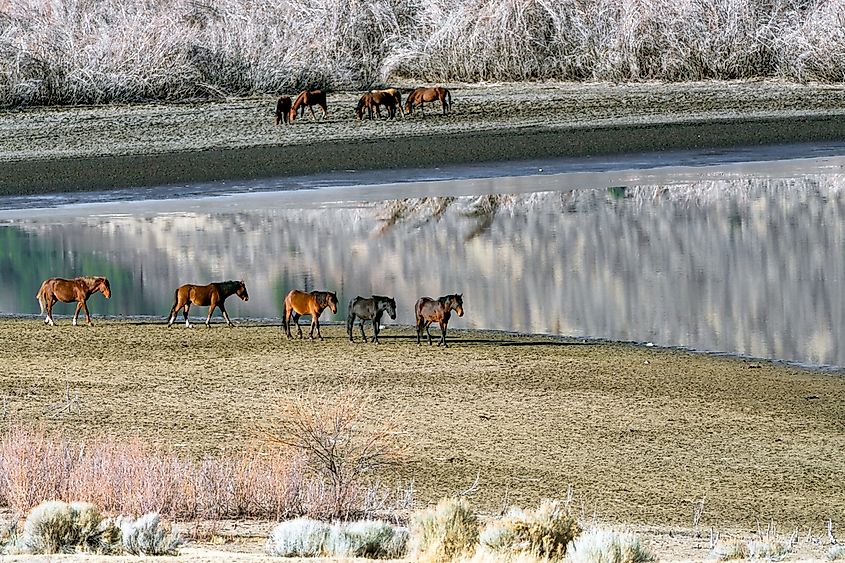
347 295 397 343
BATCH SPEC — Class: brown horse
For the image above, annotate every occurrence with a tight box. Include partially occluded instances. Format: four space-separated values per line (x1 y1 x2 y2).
415 293 464 347
36 276 111 326
283 289 338 340
167 280 249 328
404 86 452 117
275 96 292 125
289 90 328 121
355 91 397 120
372 88 404 116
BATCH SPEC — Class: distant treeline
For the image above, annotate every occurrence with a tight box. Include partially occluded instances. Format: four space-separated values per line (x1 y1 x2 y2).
1 0 843 107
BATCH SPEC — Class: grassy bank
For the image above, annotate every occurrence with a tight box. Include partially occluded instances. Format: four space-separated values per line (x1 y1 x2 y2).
2 82 845 194
1 318 843 531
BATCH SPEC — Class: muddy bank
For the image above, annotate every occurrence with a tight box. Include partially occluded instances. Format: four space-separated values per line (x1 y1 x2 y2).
3 81 845 195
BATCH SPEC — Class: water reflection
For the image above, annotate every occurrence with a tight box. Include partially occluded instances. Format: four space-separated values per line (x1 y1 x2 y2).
2 173 843 368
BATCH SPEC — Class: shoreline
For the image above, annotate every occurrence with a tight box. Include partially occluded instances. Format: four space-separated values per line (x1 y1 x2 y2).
3 82 845 195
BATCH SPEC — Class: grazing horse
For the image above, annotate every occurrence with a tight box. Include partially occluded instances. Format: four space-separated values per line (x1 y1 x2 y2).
167 280 249 328
347 295 397 343
355 91 397 120
371 88 404 116
289 90 328 121
36 276 111 326
275 96 292 125
415 293 464 347
283 289 339 340
404 86 452 117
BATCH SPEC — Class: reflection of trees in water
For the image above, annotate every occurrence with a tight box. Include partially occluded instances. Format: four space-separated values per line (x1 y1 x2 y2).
5 174 844 366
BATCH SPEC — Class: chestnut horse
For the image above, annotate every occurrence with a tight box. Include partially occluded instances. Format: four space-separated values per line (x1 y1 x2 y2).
283 289 338 340
415 293 464 347
36 276 111 326
275 96 292 125
289 90 328 121
355 91 397 120
404 86 452 117
347 295 397 343
372 88 404 116
167 280 249 328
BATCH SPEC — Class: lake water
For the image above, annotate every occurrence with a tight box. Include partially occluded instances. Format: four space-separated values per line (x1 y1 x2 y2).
2 148 844 368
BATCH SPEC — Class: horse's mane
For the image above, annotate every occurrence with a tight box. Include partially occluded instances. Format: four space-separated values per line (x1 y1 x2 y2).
75 276 104 288
215 280 242 294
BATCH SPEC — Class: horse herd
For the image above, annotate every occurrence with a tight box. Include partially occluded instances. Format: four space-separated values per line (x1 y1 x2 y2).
274 86 452 124
35 277 466 347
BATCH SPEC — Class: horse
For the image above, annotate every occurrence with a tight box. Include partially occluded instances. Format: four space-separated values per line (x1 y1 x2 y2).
283 289 338 340
415 293 464 347
275 96 292 125
167 280 249 328
36 276 111 326
404 86 452 117
289 90 328 122
355 91 397 120
371 88 404 116
347 295 397 343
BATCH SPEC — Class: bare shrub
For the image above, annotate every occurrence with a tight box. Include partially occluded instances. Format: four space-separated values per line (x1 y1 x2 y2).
410 497 479 562
480 499 581 560
266 389 408 521
119 512 183 556
566 528 655 563
0 426 308 520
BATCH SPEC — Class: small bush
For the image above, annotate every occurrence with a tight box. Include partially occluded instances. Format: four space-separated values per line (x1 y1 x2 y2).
19 500 121 555
480 499 580 560
267 517 333 557
332 519 409 558
567 528 655 563
828 546 845 561
119 512 182 556
713 538 791 561
410 497 479 562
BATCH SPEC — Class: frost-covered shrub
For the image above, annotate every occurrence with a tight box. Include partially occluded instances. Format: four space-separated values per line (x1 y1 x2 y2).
119 512 182 556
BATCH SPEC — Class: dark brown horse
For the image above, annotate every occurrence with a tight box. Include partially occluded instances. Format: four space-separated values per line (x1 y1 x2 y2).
404 86 452 117
167 280 249 328
290 90 328 121
36 276 111 326
372 88 404 116
283 289 338 340
415 293 464 347
355 91 397 120
275 96 292 125
347 295 397 343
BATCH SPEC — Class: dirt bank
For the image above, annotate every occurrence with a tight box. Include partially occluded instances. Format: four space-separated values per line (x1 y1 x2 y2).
2 81 845 195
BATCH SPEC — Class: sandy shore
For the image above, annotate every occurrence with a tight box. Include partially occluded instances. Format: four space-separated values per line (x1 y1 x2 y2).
2 81 845 195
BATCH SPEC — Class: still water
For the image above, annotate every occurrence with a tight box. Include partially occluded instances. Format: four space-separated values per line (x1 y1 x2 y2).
2 154 844 368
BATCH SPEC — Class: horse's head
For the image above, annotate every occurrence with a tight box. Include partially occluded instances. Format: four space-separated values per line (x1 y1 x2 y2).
98 278 111 299
288 107 297 122
236 281 249 302
327 292 338 314
382 297 397 320
452 294 464 317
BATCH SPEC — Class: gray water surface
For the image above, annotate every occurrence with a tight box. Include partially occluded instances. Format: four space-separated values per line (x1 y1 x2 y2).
3 154 843 368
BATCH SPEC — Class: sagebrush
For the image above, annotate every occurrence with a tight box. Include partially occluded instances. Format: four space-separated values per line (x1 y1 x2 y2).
2 0 845 107
479 499 581 560
410 497 479 562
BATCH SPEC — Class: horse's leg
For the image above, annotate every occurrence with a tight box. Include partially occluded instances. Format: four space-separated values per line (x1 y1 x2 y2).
82 300 93 326
372 310 382 343
359 319 368 343
167 297 180 327
46 296 56 326
425 321 434 345
347 312 355 342
73 301 83 326
294 313 303 339
183 303 193 328
439 320 448 347
283 306 292 338
320 103 328 119
219 302 233 327
309 105 317 121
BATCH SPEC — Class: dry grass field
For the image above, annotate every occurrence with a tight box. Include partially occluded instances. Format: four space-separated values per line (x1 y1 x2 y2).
2 317 843 536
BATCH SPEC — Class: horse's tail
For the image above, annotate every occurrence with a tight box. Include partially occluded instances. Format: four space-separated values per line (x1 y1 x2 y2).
35 282 47 314
445 89 452 112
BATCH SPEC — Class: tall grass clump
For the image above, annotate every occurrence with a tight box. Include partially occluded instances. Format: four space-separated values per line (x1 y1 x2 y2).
479 499 581 560
266 518 408 558
0 426 406 521
17 500 122 555
119 513 183 556
409 497 479 562
566 528 655 563
2 0 845 107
